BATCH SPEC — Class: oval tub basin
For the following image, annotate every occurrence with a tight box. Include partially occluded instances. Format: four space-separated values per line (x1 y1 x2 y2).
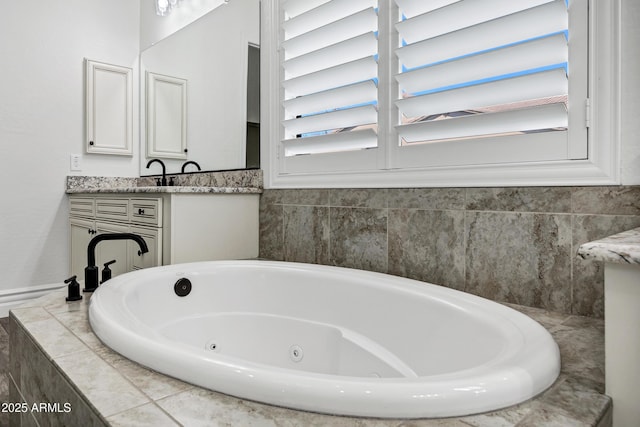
89 260 560 418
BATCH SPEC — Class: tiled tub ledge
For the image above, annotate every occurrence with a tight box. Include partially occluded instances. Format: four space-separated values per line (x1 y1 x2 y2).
9 288 611 427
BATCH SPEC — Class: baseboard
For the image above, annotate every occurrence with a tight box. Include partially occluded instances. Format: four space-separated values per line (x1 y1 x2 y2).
0 283 66 318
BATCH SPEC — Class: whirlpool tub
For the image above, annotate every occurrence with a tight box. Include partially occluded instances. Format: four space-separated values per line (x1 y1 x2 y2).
88 260 560 418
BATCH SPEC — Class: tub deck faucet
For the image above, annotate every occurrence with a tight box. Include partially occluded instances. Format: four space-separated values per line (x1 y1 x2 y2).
146 158 167 186
84 233 149 292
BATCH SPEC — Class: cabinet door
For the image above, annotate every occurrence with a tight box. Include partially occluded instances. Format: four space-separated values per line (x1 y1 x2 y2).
130 226 161 270
95 221 130 279
69 217 95 279
85 59 133 155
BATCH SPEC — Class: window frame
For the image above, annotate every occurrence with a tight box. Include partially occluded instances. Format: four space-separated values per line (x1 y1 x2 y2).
262 0 621 188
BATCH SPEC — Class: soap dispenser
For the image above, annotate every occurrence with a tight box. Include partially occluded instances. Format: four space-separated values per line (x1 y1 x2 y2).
101 260 116 284
64 276 82 302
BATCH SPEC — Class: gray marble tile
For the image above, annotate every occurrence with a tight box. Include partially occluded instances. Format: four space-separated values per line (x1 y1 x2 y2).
571 215 640 317
22 318 88 359
260 189 285 205
9 307 52 324
53 309 103 350
94 345 193 401
330 188 388 208
548 324 605 389
387 188 465 210
538 376 610 424
107 403 180 427
8 316 25 385
16 326 107 426
388 209 465 290
283 205 329 264
0 373 7 402
157 387 279 427
0 320 8 377
517 405 585 427
329 207 388 272
30 289 85 315
572 186 640 215
465 212 572 312
54 350 149 417
466 187 572 213
281 189 329 206
502 303 571 331
259 203 284 261
460 401 534 427
0 316 9 332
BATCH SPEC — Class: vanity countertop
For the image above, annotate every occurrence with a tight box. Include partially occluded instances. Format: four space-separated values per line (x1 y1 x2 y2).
65 186 262 194
65 171 263 195
577 227 640 265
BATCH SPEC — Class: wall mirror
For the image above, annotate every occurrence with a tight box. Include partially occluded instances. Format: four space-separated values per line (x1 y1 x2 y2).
140 0 260 175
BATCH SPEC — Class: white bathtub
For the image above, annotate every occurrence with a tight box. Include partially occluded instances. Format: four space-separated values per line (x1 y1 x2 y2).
88 260 560 418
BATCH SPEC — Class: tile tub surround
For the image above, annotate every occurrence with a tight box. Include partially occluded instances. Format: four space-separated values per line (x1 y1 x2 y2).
7 288 610 427
259 186 640 318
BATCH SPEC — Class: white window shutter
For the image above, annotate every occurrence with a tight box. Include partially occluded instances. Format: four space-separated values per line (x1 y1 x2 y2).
279 0 379 172
391 0 587 167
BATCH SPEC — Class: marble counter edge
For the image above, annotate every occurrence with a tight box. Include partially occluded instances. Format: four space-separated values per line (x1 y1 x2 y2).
577 227 640 265
65 186 263 194
7 285 610 427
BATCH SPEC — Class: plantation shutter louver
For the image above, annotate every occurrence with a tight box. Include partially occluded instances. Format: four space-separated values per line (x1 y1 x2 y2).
392 0 587 168
280 0 379 171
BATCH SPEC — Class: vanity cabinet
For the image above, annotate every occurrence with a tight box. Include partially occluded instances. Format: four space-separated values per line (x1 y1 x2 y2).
68 192 259 280
69 196 162 279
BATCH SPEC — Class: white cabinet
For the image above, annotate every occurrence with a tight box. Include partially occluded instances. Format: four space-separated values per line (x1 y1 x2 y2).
84 59 133 155
69 192 259 280
69 196 162 280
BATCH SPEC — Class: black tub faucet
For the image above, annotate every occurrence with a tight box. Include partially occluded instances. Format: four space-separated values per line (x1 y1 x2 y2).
146 159 167 186
181 160 201 173
84 233 149 292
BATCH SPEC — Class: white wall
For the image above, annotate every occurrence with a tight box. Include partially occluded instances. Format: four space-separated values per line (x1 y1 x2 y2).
140 0 227 50
0 0 140 299
621 0 640 184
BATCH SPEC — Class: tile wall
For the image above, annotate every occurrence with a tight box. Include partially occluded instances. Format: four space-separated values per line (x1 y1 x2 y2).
259 186 640 318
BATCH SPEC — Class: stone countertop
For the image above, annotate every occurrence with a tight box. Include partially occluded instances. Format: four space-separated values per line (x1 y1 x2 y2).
9 286 610 427
65 186 262 194
65 170 263 195
577 227 640 265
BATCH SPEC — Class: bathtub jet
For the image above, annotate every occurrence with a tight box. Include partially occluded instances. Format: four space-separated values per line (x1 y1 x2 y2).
88 260 560 419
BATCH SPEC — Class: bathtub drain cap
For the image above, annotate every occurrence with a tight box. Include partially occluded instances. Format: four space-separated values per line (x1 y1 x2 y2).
174 278 192 297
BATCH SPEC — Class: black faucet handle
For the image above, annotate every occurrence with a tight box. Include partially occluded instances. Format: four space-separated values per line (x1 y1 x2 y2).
64 276 83 302
101 260 116 284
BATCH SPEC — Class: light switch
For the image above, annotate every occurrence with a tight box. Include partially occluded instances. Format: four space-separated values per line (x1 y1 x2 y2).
70 154 82 171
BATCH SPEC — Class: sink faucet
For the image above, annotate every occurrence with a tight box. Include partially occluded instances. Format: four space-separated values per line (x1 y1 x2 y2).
146 159 167 186
84 233 149 292
181 160 201 173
